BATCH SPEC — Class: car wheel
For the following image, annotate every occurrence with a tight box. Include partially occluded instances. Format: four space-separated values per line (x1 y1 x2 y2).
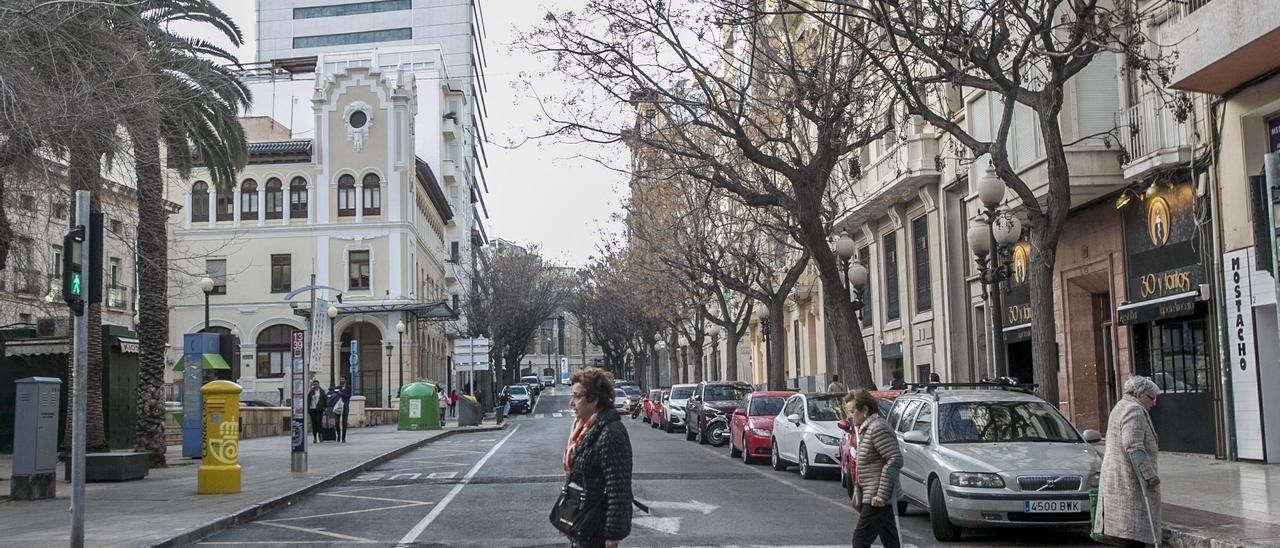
729 433 742 458
708 423 728 447
770 438 788 471
928 477 963 541
685 422 697 441
664 420 674 434
697 423 709 445
650 418 657 429
896 498 910 516
741 439 753 464
799 444 817 480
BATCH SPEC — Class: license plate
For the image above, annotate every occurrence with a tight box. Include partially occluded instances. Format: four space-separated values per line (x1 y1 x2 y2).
1023 500 1082 513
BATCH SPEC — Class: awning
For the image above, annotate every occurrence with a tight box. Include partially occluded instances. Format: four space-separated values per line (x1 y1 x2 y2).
116 338 139 354
172 353 231 371
1116 290 1201 325
5 338 69 357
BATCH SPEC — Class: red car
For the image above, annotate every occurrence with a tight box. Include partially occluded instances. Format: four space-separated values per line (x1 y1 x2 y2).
838 390 902 500
641 388 666 423
728 391 790 463
647 388 669 428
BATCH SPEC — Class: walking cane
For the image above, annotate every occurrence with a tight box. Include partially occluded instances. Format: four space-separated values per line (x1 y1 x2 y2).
1128 451 1161 548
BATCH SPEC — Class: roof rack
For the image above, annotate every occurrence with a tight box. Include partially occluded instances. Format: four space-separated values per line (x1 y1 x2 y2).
905 378 1039 401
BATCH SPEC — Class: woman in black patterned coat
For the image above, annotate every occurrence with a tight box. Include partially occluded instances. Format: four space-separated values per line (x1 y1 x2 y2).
562 367 633 548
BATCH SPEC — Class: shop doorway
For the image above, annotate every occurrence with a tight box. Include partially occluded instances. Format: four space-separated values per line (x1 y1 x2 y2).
1007 341 1033 385
1133 312 1216 454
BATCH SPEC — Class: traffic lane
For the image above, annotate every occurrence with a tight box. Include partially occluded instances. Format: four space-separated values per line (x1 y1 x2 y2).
652 415 1096 547
197 432 511 546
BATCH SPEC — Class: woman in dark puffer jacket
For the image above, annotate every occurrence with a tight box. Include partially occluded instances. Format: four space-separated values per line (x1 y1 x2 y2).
562 367 633 548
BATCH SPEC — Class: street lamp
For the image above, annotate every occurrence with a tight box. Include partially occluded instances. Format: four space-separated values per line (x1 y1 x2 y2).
385 342 395 408
199 276 214 330
395 320 406 400
754 305 771 385
834 233 857 291
327 305 339 387
969 164 1024 378
848 260 869 320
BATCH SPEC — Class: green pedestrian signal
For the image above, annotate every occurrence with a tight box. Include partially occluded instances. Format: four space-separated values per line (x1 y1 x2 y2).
70 272 82 296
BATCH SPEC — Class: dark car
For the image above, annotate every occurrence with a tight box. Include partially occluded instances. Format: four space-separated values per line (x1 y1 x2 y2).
685 381 752 445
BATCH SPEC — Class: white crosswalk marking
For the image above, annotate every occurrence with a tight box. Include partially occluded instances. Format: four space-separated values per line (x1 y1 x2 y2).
535 413 545 419
552 412 562 418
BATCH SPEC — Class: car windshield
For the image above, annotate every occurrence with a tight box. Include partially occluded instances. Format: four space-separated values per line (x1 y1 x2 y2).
749 396 784 416
670 386 694 399
624 387 642 397
938 401 1081 443
522 377 538 383
878 399 894 417
704 385 750 402
806 396 846 421
507 386 527 395
649 390 661 399
614 389 626 398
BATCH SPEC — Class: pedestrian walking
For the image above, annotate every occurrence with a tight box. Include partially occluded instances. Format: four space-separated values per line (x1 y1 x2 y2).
307 380 326 443
437 384 449 427
846 389 902 548
555 367 633 548
448 389 458 417
333 375 352 442
1095 376 1163 548
826 374 846 394
498 388 510 424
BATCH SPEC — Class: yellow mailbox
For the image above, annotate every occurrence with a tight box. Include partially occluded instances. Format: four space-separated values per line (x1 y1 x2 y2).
198 380 242 494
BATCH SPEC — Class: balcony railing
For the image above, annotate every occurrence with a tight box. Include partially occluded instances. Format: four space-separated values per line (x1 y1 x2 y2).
108 286 128 309
442 160 458 183
850 130 940 208
1116 97 1190 168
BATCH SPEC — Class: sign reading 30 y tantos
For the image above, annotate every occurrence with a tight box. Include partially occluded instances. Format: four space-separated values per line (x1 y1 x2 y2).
1118 179 1206 325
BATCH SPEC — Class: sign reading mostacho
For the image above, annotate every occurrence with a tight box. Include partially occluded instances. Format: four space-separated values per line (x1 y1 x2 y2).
1118 179 1205 325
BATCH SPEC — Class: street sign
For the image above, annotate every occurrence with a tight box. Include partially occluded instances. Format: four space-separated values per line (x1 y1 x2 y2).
349 340 359 366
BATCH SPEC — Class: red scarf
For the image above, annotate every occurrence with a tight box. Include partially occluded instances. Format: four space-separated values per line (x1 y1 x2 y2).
563 415 594 474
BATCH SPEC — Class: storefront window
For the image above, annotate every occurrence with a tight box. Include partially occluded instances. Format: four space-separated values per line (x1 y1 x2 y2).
1133 315 1210 393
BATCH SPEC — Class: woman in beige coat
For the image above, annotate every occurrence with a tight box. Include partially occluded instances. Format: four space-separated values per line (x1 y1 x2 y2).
1094 376 1162 547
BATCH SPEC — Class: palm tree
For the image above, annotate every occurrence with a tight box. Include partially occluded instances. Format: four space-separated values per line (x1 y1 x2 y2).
116 0 249 467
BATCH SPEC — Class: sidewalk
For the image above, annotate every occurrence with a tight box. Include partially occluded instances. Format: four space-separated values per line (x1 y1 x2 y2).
1158 452 1280 547
0 418 505 547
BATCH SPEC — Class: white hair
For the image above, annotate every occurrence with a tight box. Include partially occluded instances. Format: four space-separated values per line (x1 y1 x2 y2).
1123 375 1162 398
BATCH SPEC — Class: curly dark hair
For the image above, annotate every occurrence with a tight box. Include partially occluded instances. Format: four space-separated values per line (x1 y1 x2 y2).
844 388 878 418
569 367 616 410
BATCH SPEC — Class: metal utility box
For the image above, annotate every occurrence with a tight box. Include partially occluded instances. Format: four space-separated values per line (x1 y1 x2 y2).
12 377 62 500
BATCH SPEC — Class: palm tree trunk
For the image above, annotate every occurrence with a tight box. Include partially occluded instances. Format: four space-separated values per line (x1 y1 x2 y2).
131 121 169 467
63 137 108 454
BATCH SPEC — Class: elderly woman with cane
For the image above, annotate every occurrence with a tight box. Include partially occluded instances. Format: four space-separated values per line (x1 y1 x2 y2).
1095 376 1163 547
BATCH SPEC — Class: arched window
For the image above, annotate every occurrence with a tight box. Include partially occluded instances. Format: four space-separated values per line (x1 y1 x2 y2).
362 173 381 216
265 178 283 220
240 179 258 217
337 174 357 217
191 182 209 222
215 183 234 221
289 177 308 219
255 324 299 378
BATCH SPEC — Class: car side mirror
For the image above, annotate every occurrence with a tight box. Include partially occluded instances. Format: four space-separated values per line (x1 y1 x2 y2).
903 430 929 444
837 419 850 432
733 408 746 417
786 413 802 424
1081 429 1102 443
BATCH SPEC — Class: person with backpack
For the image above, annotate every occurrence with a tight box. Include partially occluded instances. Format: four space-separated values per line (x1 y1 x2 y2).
331 376 352 442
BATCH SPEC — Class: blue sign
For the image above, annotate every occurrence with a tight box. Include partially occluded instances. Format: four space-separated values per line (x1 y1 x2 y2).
348 340 359 366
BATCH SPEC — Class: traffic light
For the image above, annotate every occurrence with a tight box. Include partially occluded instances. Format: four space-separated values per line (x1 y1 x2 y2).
61 212 103 315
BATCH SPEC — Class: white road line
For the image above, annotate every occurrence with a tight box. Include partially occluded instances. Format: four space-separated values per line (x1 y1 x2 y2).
395 425 521 546
255 521 375 543
535 413 546 419
552 412 563 418
317 492 428 504
265 501 432 522
690 438 852 512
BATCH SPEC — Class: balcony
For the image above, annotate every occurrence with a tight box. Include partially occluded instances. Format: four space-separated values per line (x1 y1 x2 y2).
445 262 460 284
442 117 457 140
836 129 941 229
108 286 129 309
1116 97 1192 181
441 160 457 183
1170 0 1280 94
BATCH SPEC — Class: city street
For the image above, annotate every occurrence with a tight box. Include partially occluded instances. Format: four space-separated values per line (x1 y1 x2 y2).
198 388 1095 547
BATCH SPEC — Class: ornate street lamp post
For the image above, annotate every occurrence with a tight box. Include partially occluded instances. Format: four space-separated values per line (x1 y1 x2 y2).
395 320 406 401
199 276 214 330
327 305 339 388
754 305 771 386
384 342 394 407
967 164 1024 379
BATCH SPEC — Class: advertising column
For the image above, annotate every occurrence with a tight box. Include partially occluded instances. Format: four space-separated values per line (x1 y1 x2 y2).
290 330 306 472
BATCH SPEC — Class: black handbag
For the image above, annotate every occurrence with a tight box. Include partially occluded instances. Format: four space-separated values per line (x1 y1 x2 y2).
549 475 601 536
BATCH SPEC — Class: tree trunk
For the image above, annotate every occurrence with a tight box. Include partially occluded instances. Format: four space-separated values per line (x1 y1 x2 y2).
690 339 704 384
63 139 108 454
1028 105 1070 406
768 303 786 390
802 225 875 390
724 330 739 381
131 124 169 467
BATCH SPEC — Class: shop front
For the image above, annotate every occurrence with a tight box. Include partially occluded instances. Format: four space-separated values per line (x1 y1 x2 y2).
1116 177 1220 455
1002 240 1033 385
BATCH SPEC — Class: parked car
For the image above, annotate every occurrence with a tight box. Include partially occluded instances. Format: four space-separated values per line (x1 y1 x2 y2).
542 375 555 387
663 383 696 433
503 385 532 414
649 389 670 429
887 385 1103 541
770 392 847 479
521 375 542 397
685 381 752 444
642 388 665 423
622 385 644 413
838 390 902 499
613 388 627 409
729 391 789 463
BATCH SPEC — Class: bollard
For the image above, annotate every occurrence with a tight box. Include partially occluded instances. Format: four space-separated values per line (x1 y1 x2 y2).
198 380 242 494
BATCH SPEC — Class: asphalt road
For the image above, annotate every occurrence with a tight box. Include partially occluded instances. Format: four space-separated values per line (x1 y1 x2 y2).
197 387 1096 547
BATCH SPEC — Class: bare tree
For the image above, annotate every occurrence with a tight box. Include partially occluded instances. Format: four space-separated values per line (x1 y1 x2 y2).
465 244 569 388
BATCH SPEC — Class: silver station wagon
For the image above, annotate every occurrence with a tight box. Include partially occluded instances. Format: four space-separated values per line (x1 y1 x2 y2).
888 384 1103 541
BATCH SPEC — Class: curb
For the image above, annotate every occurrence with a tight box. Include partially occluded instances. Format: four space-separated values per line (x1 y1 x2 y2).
1165 525 1274 548
141 423 508 548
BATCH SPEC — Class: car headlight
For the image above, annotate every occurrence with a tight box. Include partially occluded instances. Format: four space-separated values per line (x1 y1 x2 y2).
949 472 1005 488
815 433 841 446
750 428 771 437
1088 472 1101 488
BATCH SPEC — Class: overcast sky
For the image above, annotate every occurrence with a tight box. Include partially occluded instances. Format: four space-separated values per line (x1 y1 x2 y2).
200 0 625 267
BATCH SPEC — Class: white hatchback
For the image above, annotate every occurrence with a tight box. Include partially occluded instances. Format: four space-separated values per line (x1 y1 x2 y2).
770 393 847 480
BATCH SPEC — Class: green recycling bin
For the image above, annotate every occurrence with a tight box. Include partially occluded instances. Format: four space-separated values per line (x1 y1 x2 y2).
397 383 441 431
